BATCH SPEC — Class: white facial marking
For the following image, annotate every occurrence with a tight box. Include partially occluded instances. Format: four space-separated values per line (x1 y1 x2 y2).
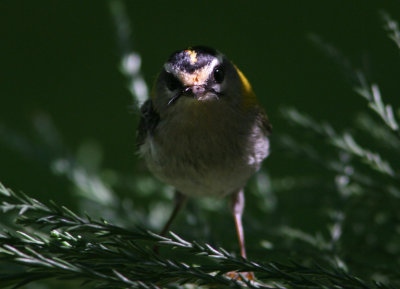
164 58 219 87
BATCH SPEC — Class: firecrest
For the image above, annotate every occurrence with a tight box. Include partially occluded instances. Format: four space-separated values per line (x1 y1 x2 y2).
137 46 271 260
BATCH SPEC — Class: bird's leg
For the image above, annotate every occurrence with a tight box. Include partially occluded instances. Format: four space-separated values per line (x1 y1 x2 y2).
154 191 187 253
230 189 247 258
227 189 255 280
160 191 187 236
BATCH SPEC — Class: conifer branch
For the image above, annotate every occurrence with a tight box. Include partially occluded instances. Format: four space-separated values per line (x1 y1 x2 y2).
381 11 400 50
354 77 400 138
283 108 397 179
0 183 390 289
109 0 149 108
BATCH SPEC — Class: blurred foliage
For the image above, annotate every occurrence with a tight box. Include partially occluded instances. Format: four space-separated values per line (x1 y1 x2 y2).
1 0 400 288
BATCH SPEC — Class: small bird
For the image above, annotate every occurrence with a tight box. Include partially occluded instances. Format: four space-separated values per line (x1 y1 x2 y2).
137 46 271 261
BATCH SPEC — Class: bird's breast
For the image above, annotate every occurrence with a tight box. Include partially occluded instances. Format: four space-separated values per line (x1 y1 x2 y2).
139 102 269 197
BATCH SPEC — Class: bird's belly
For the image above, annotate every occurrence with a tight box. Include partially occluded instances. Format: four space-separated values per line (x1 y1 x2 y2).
149 156 255 197
140 123 268 197
145 151 256 197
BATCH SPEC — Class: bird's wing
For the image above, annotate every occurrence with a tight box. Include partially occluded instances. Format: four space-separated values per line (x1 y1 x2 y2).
256 107 272 136
137 99 160 149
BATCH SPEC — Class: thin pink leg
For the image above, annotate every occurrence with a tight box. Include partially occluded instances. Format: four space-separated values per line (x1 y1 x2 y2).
228 190 255 280
230 189 247 259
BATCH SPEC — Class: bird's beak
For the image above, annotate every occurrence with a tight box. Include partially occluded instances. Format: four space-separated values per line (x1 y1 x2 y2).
167 86 198 106
168 85 219 106
182 85 206 99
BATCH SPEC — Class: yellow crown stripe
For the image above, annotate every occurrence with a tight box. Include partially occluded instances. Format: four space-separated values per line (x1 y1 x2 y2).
235 66 257 109
185 49 198 64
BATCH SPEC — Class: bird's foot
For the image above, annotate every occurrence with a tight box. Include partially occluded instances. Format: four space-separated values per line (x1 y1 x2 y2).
226 271 255 282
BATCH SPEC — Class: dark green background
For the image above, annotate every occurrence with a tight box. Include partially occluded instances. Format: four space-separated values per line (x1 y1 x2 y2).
1 0 400 269
1 1 400 287
1 1 399 196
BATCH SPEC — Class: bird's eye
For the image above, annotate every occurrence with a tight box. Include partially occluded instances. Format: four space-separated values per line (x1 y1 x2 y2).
165 72 181 91
213 65 225 83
